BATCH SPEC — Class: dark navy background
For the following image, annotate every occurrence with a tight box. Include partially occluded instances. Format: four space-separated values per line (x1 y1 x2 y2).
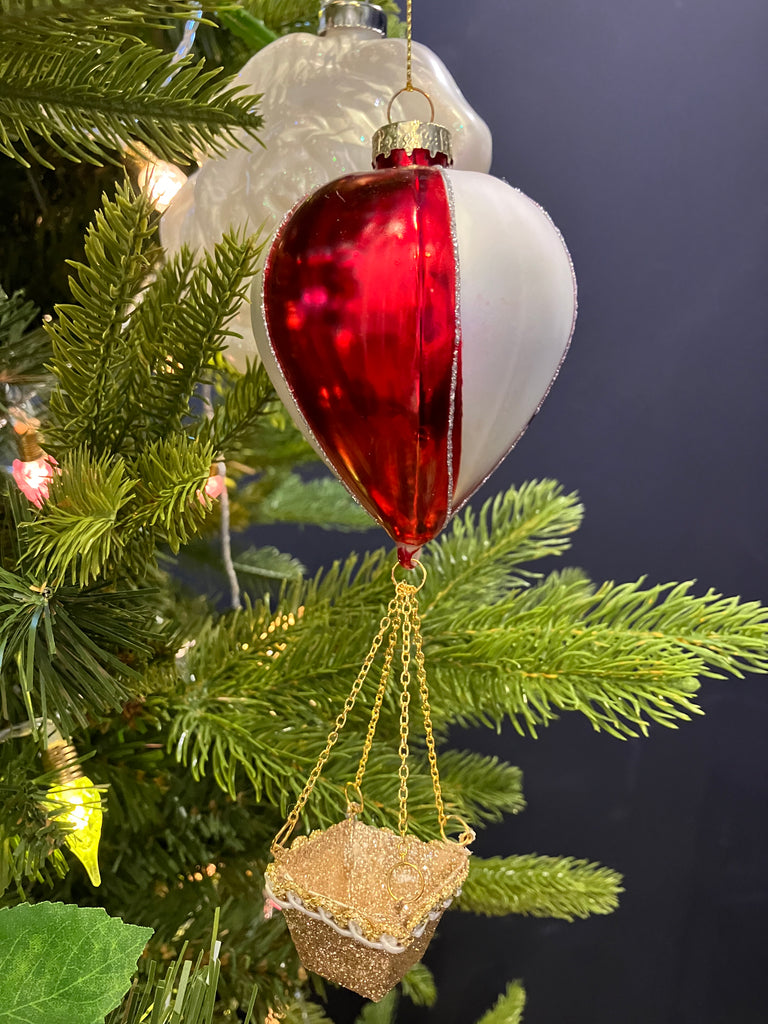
260 2 768 1021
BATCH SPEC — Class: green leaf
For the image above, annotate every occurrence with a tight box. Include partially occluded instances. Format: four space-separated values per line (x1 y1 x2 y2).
475 982 526 1024
0 902 151 1024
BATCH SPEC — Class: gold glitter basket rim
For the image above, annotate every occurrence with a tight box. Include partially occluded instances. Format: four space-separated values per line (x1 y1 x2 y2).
265 818 470 946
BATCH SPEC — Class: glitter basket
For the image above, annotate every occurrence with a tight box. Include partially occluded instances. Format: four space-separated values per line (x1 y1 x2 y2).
265 817 470 1001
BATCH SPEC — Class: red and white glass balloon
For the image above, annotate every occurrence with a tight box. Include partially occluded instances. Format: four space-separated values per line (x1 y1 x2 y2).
257 119 576 565
259 88 577 1002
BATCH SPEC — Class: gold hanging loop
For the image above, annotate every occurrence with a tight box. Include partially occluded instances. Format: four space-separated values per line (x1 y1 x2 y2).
440 814 476 848
386 86 435 126
344 781 365 817
391 559 426 591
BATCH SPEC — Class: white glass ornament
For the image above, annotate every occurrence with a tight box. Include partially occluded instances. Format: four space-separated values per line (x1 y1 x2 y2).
160 3 493 371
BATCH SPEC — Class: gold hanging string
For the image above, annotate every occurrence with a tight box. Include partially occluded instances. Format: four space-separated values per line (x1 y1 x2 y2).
383 0 437 125
406 0 413 91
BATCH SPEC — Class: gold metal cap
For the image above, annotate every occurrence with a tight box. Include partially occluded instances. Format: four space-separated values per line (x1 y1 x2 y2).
319 1 387 36
372 120 453 163
17 429 44 462
42 740 84 785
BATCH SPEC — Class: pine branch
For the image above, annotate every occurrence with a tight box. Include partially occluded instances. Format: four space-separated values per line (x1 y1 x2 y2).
231 545 305 600
0 739 70 896
47 189 264 458
46 182 159 453
133 603 525 828
195 362 275 457
475 982 526 1024
20 447 136 586
429 575 768 737
0 30 262 168
105 911 251 1024
0 287 51 391
0 562 149 732
437 750 525 823
243 471 374 532
400 964 437 1008
355 992 397 1024
0 0 201 29
158 640 525 830
131 436 215 553
458 854 623 921
234 407 317 472
422 481 584 621
133 232 264 438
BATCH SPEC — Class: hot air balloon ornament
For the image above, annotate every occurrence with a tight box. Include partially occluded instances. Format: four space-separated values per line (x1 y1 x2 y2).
260 8 576 1002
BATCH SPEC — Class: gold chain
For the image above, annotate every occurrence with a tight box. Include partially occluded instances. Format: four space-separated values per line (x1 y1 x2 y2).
397 585 414 840
271 562 469 854
411 597 447 834
271 594 396 853
353 599 401 794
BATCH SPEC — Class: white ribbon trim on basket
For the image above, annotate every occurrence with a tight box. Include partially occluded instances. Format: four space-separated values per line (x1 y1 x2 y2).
264 877 462 954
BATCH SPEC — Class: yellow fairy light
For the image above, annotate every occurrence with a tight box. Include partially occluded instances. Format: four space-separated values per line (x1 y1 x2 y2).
43 736 103 887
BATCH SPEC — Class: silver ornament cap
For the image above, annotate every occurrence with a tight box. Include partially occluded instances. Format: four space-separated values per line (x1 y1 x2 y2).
319 1 387 36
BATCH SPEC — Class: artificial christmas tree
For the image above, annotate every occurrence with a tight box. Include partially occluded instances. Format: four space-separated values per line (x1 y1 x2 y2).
0 3 766 1023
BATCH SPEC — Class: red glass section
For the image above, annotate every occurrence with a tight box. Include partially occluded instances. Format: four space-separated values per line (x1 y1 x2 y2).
264 167 460 549
375 148 450 169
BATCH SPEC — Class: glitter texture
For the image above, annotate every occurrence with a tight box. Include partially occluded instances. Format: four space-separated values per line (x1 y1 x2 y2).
266 818 470 1000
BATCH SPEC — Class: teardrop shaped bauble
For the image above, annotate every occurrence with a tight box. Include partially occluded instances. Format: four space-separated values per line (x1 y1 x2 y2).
257 157 576 565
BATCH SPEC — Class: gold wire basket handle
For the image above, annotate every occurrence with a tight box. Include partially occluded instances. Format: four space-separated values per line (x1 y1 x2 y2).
386 859 426 902
271 818 296 852
344 781 365 818
440 814 476 848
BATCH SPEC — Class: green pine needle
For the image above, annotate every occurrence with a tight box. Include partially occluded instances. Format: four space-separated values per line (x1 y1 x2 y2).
0 28 262 168
475 982 527 1024
400 963 437 1007
459 854 624 921
244 471 374 532
46 181 159 453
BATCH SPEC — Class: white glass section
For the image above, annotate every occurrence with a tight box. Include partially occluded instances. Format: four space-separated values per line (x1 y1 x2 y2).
446 170 577 508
